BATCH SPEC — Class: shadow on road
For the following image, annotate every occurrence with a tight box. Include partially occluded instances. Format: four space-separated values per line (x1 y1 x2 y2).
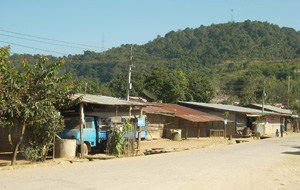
282 146 300 155
282 151 300 155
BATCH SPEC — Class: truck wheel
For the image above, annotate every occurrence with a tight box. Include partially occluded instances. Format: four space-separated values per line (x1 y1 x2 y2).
78 143 88 156
83 143 89 156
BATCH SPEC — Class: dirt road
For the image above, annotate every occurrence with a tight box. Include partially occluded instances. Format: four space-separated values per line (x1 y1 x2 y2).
0 134 300 190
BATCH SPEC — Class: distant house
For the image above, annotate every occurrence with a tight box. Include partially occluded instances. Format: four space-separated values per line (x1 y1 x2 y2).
178 102 283 136
143 103 231 139
243 104 298 132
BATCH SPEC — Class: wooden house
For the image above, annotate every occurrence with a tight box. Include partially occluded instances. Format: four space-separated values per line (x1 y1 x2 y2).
178 102 283 136
143 103 231 139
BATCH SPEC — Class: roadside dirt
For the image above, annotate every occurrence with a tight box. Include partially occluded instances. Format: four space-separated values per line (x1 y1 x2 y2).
140 137 236 154
0 137 244 169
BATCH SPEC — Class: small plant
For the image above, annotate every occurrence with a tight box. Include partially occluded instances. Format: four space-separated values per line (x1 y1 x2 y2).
21 142 40 162
223 111 230 119
112 129 123 156
252 131 261 138
111 119 132 157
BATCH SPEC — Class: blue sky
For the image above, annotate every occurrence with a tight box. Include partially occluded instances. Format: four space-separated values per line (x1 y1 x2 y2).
1 0 300 57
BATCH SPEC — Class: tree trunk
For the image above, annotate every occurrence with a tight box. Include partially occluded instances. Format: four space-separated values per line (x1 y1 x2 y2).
8 125 13 151
41 145 47 162
11 121 26 166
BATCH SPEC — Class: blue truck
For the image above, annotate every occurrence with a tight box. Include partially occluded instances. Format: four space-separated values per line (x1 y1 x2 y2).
58 115 147 155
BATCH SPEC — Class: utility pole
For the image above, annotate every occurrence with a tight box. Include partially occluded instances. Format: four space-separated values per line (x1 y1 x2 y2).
262 79 266 112
80 103 85 158
84 82 88 94
288 76 291 108
126 46 133 101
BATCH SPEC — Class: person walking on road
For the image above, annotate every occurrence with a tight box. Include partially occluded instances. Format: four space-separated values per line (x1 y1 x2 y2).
280 122 285 138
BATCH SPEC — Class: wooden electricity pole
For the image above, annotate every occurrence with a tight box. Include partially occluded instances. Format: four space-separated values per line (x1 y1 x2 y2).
262 79 266 112
80 103 85 158
288 76 291 108
126 46 133 101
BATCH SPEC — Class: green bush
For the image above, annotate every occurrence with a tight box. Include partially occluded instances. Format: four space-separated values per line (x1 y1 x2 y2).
22 143 40 162
111 119 132 157
253 131 261 138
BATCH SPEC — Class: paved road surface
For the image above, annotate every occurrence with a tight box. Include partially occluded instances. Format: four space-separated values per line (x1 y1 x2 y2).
1 134 300 190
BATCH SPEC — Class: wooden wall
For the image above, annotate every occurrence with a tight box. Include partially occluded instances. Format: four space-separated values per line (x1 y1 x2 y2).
0 125 30 152
146 113 232 138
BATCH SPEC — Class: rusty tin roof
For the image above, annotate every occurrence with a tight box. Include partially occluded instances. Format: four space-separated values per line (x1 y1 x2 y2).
144 103 228 123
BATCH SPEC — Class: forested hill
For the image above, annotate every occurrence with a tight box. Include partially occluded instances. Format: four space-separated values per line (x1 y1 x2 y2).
7 20 300 105
9 20 300 84
145 20 300 63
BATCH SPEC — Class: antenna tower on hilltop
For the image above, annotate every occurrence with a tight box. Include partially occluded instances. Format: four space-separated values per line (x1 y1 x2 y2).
231 9 234 22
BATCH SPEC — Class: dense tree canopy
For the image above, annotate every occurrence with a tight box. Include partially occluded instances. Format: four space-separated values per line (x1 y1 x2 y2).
6 20 300 106
144 67 188 103
185 71 215 102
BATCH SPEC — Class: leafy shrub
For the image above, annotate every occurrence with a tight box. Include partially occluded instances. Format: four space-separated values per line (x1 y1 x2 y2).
253 131 261 138
22 142 40 162
111 119 132 157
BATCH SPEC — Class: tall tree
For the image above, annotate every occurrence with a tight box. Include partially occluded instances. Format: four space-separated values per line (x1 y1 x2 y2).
0 46 81 165
144 67 188 103
186 71 215 102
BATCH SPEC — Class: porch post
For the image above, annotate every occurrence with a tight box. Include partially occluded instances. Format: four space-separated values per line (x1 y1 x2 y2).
197 123 200 139
185 123 188 140
224 121 227 139
129 106 132 120
115 106 119 116
80 103 85 158
137 107 143 153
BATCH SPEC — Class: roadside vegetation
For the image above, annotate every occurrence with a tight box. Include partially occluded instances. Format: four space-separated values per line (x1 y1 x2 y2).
0 46 81 165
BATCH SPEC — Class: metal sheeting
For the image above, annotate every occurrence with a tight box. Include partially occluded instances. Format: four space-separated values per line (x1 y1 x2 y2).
144 103 228 122
71 94 148 106
178 102 274 114
249 104 292 115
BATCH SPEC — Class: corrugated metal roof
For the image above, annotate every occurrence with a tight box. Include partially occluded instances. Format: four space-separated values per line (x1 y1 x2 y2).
71 94 149 106
144 103 228 122
178 102 275 114
143 104 174 115
249 104 292 115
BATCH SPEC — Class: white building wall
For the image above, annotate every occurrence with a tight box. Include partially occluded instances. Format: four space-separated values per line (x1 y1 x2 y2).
264 115 281 135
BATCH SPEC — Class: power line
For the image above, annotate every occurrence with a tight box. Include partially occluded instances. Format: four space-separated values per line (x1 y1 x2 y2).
0 28 101 49
0 40 66 55
0 33 100 51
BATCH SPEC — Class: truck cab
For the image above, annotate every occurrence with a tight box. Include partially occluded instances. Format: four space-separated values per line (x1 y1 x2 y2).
58 115 101 153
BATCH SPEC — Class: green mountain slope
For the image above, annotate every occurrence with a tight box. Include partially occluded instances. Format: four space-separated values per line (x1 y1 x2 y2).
9 20 300 82
7 20 300 105
65 20 300 81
